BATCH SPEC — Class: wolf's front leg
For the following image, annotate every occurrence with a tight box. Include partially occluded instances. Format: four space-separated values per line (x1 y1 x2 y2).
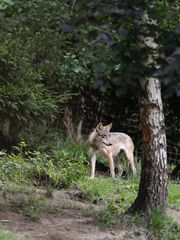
107 152 115 178
90 153 97 179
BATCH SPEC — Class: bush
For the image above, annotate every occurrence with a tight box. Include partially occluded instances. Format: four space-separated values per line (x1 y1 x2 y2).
0 0 90 144
0 141 89 188
54 147 89 188
0 152 32 184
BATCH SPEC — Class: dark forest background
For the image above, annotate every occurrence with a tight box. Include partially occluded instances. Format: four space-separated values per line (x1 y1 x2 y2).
0 0 179 166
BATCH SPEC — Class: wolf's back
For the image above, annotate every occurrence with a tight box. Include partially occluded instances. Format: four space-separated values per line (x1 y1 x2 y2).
109 132 134 149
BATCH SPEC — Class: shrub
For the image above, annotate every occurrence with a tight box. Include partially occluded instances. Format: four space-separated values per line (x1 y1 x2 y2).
0 153 32 184
53 146 89 188
0 0 90 144
0 141 89 189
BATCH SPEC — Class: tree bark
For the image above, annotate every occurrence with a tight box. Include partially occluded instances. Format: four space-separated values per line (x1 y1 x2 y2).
129 77 168 213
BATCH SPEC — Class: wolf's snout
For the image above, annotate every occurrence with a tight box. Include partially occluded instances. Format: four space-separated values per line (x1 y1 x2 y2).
103 141 112 146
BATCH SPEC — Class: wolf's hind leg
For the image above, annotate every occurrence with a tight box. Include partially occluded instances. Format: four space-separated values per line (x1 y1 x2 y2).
114 156 123 177
124 150 136 175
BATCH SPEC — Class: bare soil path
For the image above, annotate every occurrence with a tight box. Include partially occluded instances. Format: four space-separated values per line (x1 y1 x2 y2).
0 189 179 240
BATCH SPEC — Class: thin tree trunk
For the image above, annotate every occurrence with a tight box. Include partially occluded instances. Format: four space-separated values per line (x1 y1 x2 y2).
129 77 168 213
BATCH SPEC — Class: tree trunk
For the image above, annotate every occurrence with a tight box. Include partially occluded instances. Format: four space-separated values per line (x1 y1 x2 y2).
129 78 168 213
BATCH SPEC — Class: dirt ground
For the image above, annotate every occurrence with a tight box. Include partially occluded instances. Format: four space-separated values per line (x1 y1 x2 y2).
0 189 179 240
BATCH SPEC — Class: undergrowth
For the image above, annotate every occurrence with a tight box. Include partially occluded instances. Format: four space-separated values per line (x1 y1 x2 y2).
0 137 179 240
148 208 180 240
168 182 180 210
76 177 139 206
76 176 180 238
0 140 89 189
0 229 22 240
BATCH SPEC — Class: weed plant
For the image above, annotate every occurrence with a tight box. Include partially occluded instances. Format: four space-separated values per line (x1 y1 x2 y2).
9 195 46 221
148 208 180 240
0 140 89 189
0 229 21 240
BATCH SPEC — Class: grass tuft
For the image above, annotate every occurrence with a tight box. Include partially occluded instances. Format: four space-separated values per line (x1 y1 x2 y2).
148 208 180 240
0 229 21 240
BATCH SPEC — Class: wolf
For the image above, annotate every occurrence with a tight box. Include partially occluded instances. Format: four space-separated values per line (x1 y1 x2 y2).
89 122 136 179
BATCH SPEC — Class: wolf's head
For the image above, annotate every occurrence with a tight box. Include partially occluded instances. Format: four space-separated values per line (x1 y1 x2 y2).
95 122 112 146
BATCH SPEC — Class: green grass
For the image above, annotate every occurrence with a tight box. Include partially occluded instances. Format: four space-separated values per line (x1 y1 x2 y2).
76 176 180 230
76 177 180 239
168 182 180 210
77 177 180 210
148 208 180 240
0 182 35 196
8 195 46 222
0 141 89 189
20 195 46 221
76 177 139 209
0 229 21 240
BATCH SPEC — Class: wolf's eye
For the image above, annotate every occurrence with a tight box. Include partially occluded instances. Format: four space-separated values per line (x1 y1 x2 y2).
102 134 107 138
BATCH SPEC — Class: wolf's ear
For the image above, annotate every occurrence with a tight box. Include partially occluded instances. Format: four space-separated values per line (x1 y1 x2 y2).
96 122 103 131
105 123 112 131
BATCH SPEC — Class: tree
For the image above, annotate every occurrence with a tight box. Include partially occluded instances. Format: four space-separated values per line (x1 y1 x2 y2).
71 0 179 214
130 77 168 213
126 8 168 213
0 1 178 212
128 3 179 213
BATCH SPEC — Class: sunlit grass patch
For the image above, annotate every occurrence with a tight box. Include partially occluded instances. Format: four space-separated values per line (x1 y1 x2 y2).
76 177 138 228
77 176 180 232
168 182 180 210
6 195 46 222
0 182 35 195
0 229 21 240
76 177 180 211
76 177 138 210
148 208 180 240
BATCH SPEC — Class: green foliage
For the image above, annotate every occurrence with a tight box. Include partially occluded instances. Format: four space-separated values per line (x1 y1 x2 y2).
77 177 138 206
9 194 46 221
0 229 21 240
0 0 89 143
76 176 180 230
0 153 32 184
20 195 45 221
153 0 179 32
95 199 120 228
0 182 35 196
148 208 180 240
0 0 179 146
0 0 14 10
0 28 70 141
149 208 167 234
0 141 88 188
53 145 89 188
45 185 53 198
0 82 58 123
168 183 180 210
